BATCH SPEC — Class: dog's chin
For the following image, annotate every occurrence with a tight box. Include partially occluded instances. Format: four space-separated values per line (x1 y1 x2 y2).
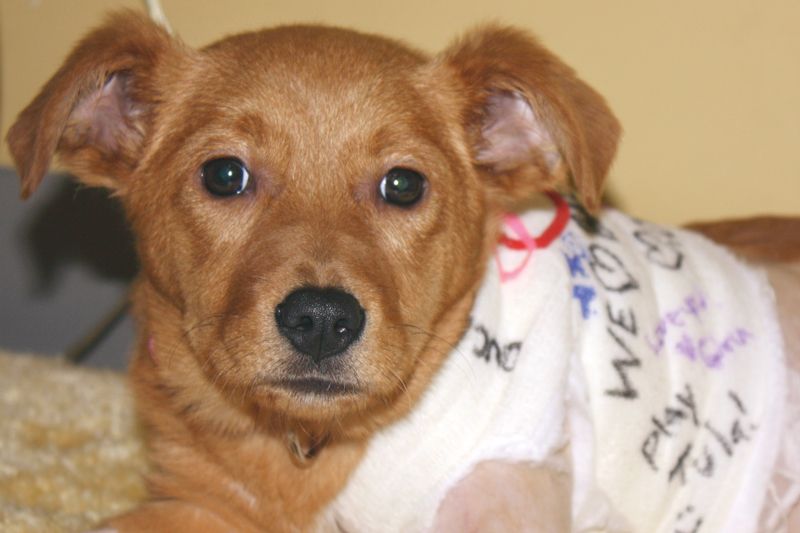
254 375 371 422
266 376 362 400
251 368 411 426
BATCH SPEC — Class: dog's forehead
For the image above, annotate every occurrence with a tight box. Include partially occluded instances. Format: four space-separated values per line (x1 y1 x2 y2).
170 26 450 175
204 25 426 67
199 25 428 109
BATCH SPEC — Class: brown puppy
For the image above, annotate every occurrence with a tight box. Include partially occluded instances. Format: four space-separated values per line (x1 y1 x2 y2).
7 11 799 532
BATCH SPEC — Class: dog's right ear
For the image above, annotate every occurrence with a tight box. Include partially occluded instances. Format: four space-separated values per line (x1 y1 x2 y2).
6 10 181 198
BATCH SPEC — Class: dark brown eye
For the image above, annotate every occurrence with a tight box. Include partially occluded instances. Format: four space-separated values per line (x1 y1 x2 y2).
378 168 426 206
202 157 250 196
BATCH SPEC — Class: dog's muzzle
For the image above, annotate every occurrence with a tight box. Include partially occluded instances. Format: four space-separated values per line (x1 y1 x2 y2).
275 287 366 363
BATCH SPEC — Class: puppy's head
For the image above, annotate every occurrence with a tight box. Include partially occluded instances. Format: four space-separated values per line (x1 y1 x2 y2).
7 12 619 431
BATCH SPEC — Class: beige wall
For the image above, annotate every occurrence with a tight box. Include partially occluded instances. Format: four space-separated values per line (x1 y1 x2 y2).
2 0 798 224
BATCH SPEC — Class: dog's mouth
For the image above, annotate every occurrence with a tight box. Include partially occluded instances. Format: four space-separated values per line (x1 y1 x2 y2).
268 377 361 397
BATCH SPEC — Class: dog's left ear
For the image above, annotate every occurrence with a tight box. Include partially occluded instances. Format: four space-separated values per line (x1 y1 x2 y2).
434 26 621 212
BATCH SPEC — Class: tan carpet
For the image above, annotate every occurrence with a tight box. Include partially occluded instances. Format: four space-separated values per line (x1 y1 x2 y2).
0 351 146 532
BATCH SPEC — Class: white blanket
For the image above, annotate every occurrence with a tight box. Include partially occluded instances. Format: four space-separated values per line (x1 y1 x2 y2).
329 197 790 533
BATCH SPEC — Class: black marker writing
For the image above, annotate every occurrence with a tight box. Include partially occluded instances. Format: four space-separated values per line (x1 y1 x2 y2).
642 385 758 486
605 325 641 399
607 301 637 336
588 244 640 293
633 226 684 271
566 196 617 240
471 324 522 372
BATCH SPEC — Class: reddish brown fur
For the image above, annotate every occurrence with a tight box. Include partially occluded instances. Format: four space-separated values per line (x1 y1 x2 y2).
12 10 796 532
689 216 800 262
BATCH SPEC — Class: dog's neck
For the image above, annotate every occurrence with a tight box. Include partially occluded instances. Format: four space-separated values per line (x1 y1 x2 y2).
285 430 330 466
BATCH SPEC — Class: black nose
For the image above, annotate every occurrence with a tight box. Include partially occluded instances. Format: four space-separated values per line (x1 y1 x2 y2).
275 287 366 362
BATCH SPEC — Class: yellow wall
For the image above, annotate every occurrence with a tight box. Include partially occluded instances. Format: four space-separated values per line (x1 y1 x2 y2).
2 0 798 224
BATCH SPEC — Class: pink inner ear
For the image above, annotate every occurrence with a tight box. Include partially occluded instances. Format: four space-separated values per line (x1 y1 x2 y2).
67 73 138 155
476 92 562 173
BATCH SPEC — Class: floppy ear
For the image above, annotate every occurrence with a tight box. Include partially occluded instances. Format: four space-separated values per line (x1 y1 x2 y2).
5 10 180 198
437 26 621 212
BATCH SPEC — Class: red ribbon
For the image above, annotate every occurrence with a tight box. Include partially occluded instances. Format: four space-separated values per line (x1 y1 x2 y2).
496 192 570 282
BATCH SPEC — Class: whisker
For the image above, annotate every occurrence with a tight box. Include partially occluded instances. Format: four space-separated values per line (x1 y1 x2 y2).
385 323 481 391
182 312 235 338
384 366 409 396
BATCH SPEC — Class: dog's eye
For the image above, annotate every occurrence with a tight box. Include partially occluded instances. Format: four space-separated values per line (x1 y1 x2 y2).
202 158 250 197
379 168 426 206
